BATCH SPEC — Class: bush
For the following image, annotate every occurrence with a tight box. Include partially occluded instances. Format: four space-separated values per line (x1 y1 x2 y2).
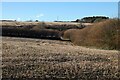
61 19 120 50
60 29 79 41
86 19 120 50
2 27 61 40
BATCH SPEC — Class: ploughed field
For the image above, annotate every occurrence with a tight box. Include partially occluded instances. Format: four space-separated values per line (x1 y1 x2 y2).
2 37 119 79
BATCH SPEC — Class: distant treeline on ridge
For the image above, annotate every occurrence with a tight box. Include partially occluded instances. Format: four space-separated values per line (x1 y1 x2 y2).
55 16 109 23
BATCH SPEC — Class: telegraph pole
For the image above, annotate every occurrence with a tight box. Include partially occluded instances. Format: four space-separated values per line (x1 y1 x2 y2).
57 16 59 21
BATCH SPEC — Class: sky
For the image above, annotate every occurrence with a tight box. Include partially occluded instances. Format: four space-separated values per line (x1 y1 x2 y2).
1 2 118 21
1 0 119 2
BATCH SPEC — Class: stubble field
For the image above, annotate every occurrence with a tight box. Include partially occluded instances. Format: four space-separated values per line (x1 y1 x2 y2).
2 37 119 79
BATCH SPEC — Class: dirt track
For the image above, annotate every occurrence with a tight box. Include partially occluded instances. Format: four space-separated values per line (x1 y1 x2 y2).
2 37 119 79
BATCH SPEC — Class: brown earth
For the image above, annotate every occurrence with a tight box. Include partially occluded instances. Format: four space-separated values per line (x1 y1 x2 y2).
1 37 119 79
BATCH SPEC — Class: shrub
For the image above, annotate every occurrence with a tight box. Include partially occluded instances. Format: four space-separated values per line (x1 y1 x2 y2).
32 22 46 30
2 27 61 40
61 19 120 50
60 29 79 41
86 19 120 49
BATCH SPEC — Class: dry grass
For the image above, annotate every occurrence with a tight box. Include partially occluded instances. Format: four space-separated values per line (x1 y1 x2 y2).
62 19 120 50
0 22 39 27
1 21 92 31
60 29 79 41
2 37 119 79
0 21 92 27
1 21 92 41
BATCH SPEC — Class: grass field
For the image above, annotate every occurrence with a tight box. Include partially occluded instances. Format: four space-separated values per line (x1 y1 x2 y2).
2 37 119 79
1 19 120 79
